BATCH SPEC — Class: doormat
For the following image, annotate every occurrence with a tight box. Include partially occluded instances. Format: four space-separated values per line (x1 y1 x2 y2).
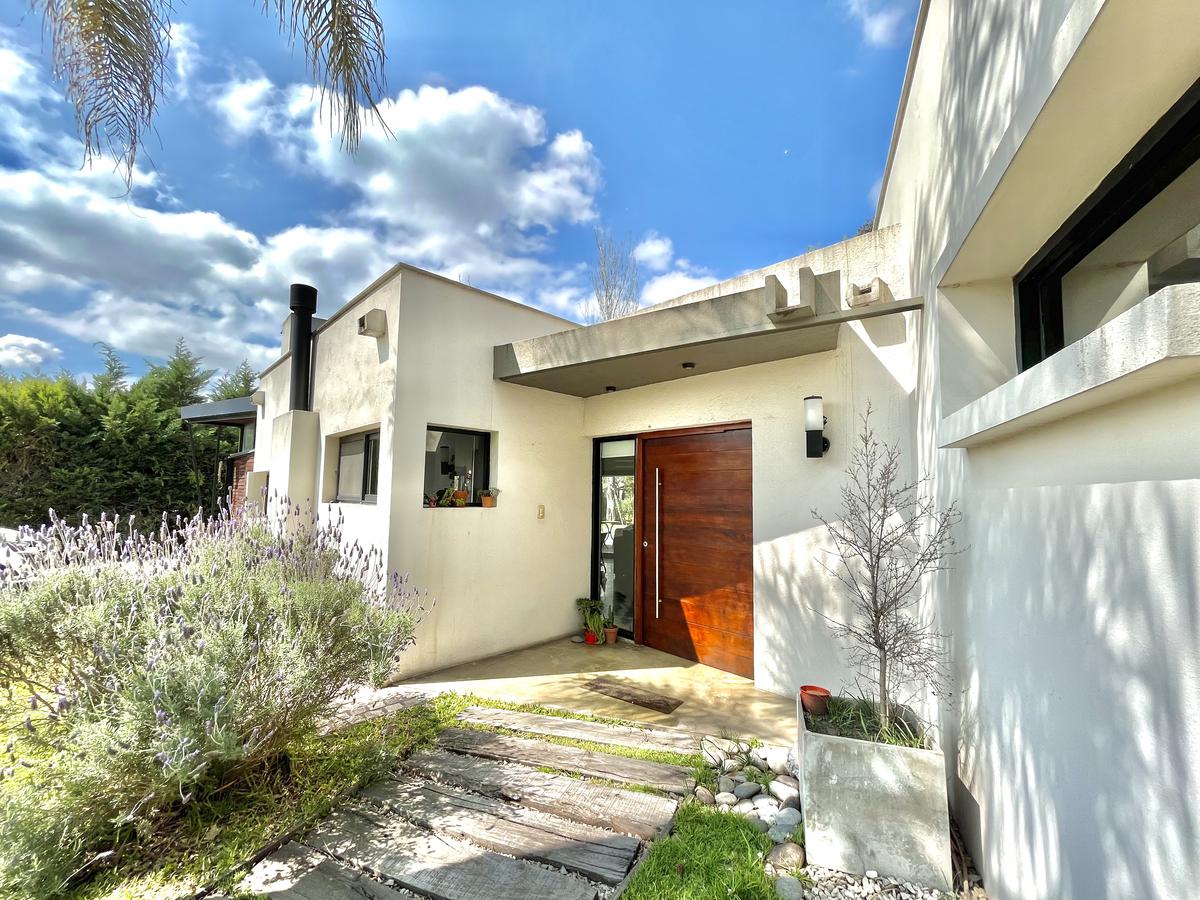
583 676 684 714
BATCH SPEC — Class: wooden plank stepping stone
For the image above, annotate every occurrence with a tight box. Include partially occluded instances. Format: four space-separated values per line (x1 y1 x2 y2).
362 777 639 885
406 747 677 840
304 803 597 900
583 675 683 714
228 841 409 899
458 705 700 755
437 727 694 794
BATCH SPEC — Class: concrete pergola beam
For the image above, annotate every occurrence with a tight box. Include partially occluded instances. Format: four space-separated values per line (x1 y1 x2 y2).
494 279 923 397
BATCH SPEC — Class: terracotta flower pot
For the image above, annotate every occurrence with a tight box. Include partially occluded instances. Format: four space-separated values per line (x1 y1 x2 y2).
799 684 831 716
584 630 599 645
453 490 468 502
481 495 496 508
604 626 618 644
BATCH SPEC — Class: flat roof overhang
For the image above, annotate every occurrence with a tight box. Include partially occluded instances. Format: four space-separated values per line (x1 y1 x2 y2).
494 285 923 397
180 395 257 426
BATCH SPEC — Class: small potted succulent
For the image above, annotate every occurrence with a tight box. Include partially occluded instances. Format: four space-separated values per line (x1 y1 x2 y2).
479 487 501 508
603 610 618 645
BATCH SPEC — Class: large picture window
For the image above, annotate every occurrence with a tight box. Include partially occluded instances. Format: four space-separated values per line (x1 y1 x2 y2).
336 431 380 503
1014 76 1200 370
424 426 490 507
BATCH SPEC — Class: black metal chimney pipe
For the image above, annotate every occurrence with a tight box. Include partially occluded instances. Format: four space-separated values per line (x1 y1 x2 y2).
288 283 317 411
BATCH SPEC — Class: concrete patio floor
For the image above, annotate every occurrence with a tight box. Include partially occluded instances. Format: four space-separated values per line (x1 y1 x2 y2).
396 637 798 745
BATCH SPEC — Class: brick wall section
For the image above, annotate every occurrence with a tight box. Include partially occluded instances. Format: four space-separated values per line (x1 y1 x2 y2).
229 453 254 512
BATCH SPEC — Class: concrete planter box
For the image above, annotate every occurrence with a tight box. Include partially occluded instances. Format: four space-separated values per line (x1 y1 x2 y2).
796 695 952 891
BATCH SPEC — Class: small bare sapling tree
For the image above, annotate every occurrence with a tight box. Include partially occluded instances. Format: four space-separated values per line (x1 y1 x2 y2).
812 406 962 730
590 227 642 322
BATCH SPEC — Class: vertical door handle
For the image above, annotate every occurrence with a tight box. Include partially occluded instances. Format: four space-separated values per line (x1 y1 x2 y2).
654 466 661 619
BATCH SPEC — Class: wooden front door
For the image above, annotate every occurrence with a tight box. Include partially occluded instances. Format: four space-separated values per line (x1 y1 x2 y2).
637 424 754 678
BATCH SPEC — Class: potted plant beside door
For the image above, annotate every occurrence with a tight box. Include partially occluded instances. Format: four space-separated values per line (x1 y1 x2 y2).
603 610 618 645
801 406 963 891
575 597 604 644
479 487 500 508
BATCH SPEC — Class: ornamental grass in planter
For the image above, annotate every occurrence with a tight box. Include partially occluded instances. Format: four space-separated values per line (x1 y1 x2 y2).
797 696 952 890
802 405 962 891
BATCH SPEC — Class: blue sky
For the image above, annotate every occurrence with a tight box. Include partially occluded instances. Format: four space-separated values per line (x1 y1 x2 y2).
0 1 915 378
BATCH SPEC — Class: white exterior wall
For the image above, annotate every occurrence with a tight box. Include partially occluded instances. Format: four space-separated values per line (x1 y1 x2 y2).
583 318 919 699
254 281 401 559
387 270 591 677
878 1 1200 897
313 280 402 555
254 269 590 678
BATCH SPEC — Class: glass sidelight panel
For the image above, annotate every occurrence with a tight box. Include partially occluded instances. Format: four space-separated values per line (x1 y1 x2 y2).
595 438 636 634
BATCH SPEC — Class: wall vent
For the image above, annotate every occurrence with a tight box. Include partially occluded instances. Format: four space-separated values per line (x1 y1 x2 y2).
358 309 387 337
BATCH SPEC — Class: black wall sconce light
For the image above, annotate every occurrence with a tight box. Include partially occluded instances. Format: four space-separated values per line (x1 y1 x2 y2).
805 395 830 458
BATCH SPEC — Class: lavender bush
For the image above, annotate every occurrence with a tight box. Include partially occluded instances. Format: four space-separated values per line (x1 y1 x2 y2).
0 503 426 897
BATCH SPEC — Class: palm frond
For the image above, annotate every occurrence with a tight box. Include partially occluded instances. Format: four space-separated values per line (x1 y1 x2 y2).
266 0 389 150
32 0 170 181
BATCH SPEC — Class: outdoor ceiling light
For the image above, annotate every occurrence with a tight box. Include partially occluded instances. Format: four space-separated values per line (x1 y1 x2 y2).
805 395 830 458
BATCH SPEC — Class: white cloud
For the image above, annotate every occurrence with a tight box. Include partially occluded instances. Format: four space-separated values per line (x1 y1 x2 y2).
843 0 910 47
211 76 275 135
0 42 46 101
211 79 601 242
641 269 718 306
169 23 200 98
0 334 61 370
204 75 609 314
630 231 716 306
869 173 883 205
633 233 674 272
0 33 609 371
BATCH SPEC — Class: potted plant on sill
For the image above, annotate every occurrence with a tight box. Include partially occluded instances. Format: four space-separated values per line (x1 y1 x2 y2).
575 597 604 644
801 405 962 892
479 487 500 508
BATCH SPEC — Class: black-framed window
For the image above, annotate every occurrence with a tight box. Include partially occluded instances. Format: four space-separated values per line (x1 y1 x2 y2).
1014 76 1200 371
423 426 490 507
336 431 380 503
240 422 256 454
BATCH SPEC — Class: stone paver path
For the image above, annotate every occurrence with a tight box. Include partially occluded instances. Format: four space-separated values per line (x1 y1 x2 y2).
229 706 698 899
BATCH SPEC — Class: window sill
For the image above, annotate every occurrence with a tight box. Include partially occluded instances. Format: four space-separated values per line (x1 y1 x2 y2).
938 282 1200 449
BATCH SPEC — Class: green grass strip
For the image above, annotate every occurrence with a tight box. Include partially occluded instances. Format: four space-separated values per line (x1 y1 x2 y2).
622 803 775 900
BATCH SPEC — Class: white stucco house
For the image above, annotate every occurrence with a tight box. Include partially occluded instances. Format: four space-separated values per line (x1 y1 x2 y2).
185 1 1199 897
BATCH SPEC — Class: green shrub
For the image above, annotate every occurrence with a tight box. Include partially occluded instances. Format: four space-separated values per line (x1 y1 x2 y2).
0 507 426 898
